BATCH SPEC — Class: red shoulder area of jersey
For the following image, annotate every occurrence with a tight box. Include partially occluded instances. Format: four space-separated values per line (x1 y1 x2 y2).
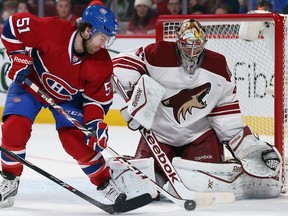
200 49 231 81
82 48 113 81
144 41 180 67
7 12 75 53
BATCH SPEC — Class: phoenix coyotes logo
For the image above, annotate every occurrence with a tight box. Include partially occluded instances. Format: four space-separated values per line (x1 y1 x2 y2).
162 83 211 124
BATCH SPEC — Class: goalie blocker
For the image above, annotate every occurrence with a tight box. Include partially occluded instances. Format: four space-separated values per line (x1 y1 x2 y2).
120 74 165 131
109 126 282 200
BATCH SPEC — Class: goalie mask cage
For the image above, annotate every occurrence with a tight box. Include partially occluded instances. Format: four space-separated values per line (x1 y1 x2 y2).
156 13 288 190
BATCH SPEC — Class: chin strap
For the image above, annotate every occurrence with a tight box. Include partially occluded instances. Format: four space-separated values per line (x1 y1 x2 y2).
79 31 91 54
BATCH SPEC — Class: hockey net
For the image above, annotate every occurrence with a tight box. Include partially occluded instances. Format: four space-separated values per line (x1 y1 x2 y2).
156 13 288 190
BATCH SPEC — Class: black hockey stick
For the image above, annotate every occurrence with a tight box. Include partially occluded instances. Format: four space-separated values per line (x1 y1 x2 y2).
0 145 119 213
0 142 152 214
0 79 152 214
22 78 197 210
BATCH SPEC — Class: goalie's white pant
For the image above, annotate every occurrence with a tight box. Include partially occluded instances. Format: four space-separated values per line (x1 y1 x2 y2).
109 157 281 200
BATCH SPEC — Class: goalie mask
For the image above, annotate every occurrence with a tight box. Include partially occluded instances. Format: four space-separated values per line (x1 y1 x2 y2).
176 19 207 73
77 5 118 48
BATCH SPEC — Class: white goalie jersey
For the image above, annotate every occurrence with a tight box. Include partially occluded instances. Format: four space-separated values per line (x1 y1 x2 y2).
112 41 244 146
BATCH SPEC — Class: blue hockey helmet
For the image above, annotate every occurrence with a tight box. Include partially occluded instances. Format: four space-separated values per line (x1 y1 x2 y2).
79 5 118 38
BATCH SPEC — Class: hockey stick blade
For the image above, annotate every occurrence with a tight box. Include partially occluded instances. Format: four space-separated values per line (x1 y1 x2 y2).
0 146 152 214
114 193 152 213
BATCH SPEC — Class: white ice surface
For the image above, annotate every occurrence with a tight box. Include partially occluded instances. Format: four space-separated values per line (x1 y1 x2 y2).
0 124 287 216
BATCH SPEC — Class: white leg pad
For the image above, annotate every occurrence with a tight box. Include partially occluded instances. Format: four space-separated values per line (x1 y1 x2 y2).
109 157 158 199
172 157 281 200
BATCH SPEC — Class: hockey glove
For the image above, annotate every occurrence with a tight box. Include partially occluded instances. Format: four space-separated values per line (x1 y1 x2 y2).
228 126 282 177
120 105 142 131
6 50 33 84
120 75 165 130
86 120 108 152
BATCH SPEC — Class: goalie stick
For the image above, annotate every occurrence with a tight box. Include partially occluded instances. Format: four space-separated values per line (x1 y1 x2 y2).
22 78 197 211
111 74 235 208
0 145 151 214
23 78 233 211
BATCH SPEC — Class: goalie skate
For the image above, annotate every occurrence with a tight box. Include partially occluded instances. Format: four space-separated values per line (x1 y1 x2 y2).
0 172 20 208
97 178 127 204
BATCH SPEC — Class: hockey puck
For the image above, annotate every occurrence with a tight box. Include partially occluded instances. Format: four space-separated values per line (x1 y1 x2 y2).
184 200 196 211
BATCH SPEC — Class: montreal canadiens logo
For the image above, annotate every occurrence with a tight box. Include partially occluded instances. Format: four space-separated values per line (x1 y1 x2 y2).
41 72 78 101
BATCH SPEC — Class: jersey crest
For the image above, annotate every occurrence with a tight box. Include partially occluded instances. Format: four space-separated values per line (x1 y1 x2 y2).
162 83 211 124
42 72 78 101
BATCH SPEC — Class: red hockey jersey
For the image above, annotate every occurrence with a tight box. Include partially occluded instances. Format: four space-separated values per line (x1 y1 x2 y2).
1 12 113 123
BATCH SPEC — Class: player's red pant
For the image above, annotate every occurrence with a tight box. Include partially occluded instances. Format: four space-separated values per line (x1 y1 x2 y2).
1 115 110 186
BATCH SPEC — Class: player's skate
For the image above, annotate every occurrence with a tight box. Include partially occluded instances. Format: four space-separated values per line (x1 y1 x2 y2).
97 178 127 204
0 171 20 208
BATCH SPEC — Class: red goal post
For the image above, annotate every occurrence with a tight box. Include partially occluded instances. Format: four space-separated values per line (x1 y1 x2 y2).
156 13 288 186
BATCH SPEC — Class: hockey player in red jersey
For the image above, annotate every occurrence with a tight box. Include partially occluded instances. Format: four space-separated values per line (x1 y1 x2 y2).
112 19 283 200
0 5 127 207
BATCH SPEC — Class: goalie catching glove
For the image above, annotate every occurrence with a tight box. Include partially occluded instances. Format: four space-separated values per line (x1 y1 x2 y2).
86 120 108 151
6 50 33 84
227 126 282 178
